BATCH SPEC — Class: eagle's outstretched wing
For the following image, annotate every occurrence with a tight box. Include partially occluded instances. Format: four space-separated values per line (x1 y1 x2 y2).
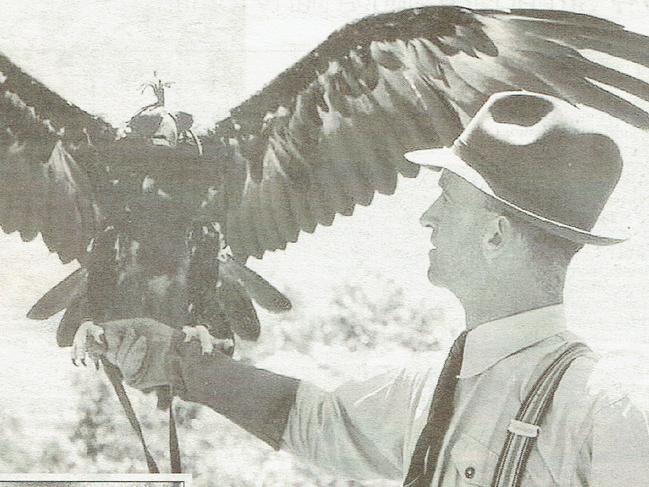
4 7 649 264
212 7 649 260
0 53 116 263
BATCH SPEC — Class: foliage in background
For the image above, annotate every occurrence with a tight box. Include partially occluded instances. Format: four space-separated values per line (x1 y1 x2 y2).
0 277 447 486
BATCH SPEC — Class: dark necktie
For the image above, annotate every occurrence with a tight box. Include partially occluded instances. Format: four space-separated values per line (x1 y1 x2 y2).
403 330 468 487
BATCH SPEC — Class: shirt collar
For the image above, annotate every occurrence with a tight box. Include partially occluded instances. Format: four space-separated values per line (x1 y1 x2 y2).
459 304 567 378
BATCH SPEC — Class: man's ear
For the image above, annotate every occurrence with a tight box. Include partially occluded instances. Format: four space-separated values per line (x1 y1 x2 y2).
482 215 513 259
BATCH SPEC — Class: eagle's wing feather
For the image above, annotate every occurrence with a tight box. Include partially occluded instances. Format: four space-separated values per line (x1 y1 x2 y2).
0 54 115 263
209 7 649 259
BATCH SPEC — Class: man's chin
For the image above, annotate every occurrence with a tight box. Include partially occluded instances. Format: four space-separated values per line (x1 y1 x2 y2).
427 266 445 287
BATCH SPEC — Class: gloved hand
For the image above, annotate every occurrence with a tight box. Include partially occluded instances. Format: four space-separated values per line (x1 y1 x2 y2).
88 317 184 390
88 316 300 450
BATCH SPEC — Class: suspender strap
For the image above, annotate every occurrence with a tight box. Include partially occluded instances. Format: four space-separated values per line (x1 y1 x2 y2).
491 342 591 487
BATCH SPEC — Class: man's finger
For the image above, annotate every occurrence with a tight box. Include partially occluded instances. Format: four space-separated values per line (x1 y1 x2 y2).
86 335 108 356
120 336 148 378
115 329 139 365
106 328 137 366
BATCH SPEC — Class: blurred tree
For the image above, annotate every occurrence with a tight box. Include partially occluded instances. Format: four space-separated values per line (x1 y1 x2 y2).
257 275 447 354
70 377 113 462
0 414 34 471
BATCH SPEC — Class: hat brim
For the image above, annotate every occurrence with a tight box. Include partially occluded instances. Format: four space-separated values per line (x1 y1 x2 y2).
404 148 625 246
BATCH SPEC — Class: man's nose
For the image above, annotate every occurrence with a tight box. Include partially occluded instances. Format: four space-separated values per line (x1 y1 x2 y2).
420 204 437 228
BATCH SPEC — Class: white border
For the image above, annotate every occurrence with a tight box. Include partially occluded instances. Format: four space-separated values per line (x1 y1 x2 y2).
0 474 191 485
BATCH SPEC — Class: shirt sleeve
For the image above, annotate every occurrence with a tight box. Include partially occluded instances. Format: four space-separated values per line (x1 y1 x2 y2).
578 394 649 486
280 364 435 481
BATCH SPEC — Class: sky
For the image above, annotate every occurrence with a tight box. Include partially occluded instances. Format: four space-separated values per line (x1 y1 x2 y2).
2 0 649 431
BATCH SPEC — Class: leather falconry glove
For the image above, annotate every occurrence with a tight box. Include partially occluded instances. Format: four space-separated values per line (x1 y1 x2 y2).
87 318 183 389
93 318 300 449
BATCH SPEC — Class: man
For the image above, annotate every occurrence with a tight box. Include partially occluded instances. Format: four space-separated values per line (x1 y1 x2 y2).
91 92 649 485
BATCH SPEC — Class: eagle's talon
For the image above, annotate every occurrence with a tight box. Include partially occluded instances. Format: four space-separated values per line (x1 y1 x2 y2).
182 325 216 354
219 337 235 356
71 320 105 368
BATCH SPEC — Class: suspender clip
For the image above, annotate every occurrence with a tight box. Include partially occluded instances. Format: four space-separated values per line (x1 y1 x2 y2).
507 419 540 438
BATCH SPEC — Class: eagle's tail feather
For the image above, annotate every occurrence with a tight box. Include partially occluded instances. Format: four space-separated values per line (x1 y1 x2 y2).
217 275 261 341
220 259 292 313
27 267 88 320
56 292 91 347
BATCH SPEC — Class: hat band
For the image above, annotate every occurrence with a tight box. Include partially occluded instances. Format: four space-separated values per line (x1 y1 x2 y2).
452 138 493 171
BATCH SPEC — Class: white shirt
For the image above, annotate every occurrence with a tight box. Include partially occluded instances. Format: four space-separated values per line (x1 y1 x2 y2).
281 305 649 485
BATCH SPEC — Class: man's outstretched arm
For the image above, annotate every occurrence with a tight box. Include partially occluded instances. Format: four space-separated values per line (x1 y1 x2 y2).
94 318 424 481
169 337 300 450
91 317 299 450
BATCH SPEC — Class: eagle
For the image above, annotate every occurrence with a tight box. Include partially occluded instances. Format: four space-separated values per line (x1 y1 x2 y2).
3 5 649 469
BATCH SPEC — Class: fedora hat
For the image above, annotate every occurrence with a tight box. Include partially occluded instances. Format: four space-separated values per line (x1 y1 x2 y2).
405 91 624 246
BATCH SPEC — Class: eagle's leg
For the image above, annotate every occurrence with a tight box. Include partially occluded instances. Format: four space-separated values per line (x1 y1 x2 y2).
71 320 105 367
185 221 234 356
69 226 119 368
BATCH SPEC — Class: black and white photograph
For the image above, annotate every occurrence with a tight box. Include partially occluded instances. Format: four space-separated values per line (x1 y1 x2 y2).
2 0 649 485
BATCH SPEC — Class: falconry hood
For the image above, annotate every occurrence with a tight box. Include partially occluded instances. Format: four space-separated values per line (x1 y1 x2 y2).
126 74 202 154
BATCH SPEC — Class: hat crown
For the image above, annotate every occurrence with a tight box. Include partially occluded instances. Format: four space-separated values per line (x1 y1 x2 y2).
490 93 553 126
452 91 623 244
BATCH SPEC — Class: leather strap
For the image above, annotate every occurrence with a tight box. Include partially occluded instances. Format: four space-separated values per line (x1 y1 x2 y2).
103 359 183 473
102 358 160 473
169 392 182 473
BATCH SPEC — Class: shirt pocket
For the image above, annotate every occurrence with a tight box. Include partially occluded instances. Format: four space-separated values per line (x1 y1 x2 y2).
520 449 559 486
450 434 499 486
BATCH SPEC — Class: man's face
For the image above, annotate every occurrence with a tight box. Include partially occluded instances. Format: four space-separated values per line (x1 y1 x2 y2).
420 170 492 292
